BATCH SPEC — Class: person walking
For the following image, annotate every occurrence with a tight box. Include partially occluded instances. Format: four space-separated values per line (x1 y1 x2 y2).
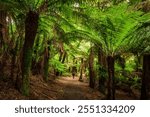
72 66 77 79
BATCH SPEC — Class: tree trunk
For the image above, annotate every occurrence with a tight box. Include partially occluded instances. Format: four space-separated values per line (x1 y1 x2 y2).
11 50 16 80
89 47 95 88
55 51 63 76
43 46 50 82
0 10 7 79
43 51 49 82
0 24 4 78
59 51 67 76
11 38 20 80
21 11 39 96
107 56 115 100
61 51 67 64
79 58 84 81
0 10 7 46
59 51 63 61
98 47 106 94
0 23 3 48
141 54 150 99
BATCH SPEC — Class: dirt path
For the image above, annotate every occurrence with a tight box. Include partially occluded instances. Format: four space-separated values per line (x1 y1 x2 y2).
54 77 139 100
0 75 139 100
29 75 139 100
55 77 104 100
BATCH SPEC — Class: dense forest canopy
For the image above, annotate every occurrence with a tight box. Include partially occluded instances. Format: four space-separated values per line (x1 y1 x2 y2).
0 0 150 100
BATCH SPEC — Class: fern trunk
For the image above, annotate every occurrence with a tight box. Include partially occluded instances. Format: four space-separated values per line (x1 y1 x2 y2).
0 10 7 46
141 54 150 99
0 10 7 79
98 47 106 94
107 56 115 100
43 57 49 82
79 58 84 81
61 52 67 63
11 50 16 79
21 11 39 96
55 52 63 76
89 47 95 88
43 47 50 82
0 22 3 78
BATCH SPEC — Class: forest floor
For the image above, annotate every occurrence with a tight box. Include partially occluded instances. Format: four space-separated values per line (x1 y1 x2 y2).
0 75 140 100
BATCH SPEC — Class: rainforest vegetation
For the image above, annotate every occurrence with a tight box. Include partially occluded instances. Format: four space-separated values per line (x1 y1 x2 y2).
0 0 150 100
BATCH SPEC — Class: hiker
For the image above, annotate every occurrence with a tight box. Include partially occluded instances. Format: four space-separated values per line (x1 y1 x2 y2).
72 66 77 79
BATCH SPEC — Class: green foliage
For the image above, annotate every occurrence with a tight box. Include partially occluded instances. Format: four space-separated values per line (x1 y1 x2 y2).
125 57 136 72
128 20 150 54
115 63 123 72
50 58 66 73
98 65 108 79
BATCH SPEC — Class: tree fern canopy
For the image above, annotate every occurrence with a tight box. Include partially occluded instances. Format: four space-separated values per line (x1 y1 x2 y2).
1 0 149 58
67 2 149 56
128 20 150 54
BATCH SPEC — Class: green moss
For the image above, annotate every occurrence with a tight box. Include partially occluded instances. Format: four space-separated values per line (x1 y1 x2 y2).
21 47 33 96
22 74 30 96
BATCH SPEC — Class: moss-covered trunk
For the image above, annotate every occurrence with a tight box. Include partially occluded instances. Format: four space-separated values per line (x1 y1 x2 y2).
107 56 115 100
141 54 150 99
55 51 63 76
21 11 39 96
89 47 95 88
98 47 107 94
